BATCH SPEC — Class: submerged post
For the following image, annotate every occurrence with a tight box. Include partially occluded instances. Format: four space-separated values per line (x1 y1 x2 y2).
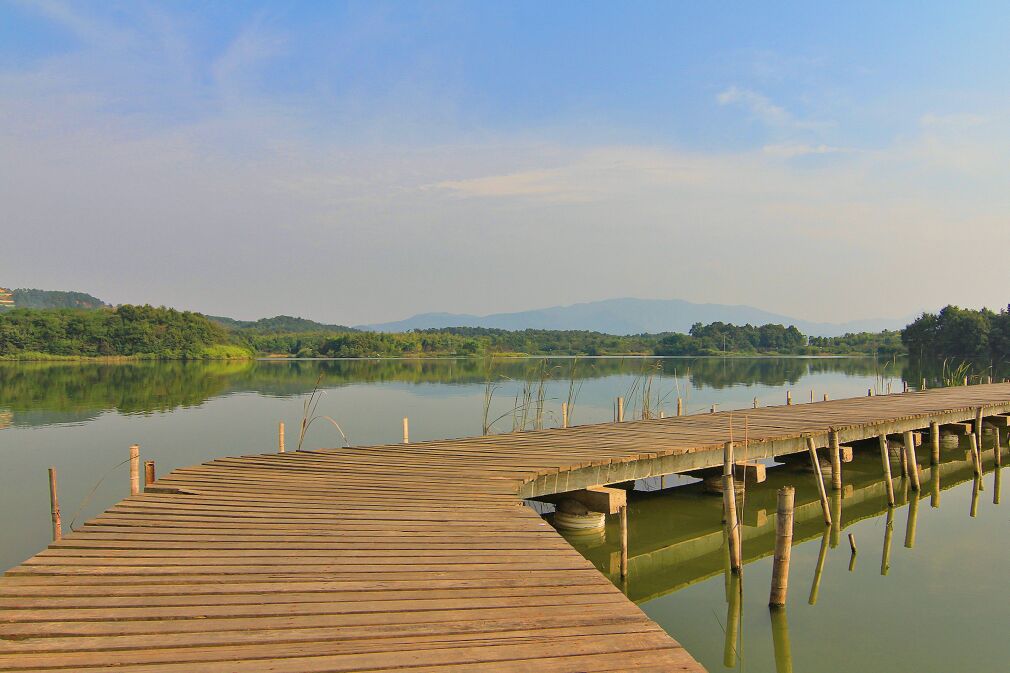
723 442 742 573
278 421 285 453
402 417 409 444
878 435 896 507
619 504 629 579
144 460 156 488
48 467 61 542
930 421 940 465
829 430 842 491
769 486 795 607
904 431 921 491
806 437 832 525
129 444 140 496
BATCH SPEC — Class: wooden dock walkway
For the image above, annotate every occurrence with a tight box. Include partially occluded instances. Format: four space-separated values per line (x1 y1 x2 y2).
3 383 1010 672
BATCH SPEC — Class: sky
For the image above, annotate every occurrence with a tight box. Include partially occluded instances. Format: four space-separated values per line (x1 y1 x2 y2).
2 1 1009 325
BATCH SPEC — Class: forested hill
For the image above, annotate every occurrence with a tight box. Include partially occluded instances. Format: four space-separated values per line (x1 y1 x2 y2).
3 288 107 310
208 315 356 333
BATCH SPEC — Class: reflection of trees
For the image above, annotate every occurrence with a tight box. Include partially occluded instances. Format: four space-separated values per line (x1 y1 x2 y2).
679 357 886 389
0 355 904 427
903 357 1010 387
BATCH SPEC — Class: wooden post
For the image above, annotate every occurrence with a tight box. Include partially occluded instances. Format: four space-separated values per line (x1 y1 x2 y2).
886 382 892 395
922 378 927 390
806 437 831 525
619 504 629 579
48 467 61 542
809 390 814 403
995 465 1002 506
929 421 940 465
903 381 908 393
964 375 969 386
868 388 874 397
970 476 981 517
278 421 285 453
786 390 792 406
878 435 895 507
561 402 569 428
975 407 985 446
144 460 156 488
753 397 758 409
710 404 717 414
402 417 409 444
829 430 842 491
769 486 795 607
723 442 742 574
677 397 683 416
617 397 624 422
129 444 140 496
930 466 941 509
823 393 829 402
829 491 841 548
903 431 920 491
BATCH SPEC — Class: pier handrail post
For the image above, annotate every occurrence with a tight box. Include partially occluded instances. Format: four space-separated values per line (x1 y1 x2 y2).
48 467 61 542
129 444 140 496
402 417 409 444
278 421 285 453
144 461 156 489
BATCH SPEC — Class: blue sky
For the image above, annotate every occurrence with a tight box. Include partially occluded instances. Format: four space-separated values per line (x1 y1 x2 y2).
2 1 1009 323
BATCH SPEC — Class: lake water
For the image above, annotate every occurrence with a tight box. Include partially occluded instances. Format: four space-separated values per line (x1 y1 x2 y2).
1 356 1005 671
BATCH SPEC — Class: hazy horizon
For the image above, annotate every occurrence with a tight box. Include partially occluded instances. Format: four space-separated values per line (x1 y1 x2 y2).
3 2 1008 325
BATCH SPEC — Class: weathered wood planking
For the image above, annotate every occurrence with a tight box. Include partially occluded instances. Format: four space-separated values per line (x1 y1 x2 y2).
4 383 1010 672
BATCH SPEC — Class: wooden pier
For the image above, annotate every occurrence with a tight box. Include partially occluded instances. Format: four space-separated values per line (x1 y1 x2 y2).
3 383 1010 672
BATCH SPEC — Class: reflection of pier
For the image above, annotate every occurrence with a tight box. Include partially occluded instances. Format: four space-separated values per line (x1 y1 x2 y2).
4 384 1010 671
565 444 999 603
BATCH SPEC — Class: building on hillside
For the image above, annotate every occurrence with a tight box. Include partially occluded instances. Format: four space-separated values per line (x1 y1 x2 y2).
0 288 13 307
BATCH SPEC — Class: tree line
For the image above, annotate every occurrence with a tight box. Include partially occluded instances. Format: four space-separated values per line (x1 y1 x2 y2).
902 305 1010 360
0 305 907 360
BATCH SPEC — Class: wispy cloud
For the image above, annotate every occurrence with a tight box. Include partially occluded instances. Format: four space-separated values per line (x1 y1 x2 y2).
717 86 829 131
761 142 851 158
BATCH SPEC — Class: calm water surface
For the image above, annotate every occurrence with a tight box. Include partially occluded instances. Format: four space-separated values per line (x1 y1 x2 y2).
1 356 1006 672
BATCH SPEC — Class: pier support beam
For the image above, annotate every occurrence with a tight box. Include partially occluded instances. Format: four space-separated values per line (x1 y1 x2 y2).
903 431 921 491
806 437 831 525
878 435 895 507
619 504 629 579
829 430 842 491
769 486 795 606
723 442 742 574
930 421 940 465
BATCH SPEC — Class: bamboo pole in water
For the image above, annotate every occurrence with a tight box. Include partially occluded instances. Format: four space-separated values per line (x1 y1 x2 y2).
880 507 893 575
808 528 829 605
48 467 61 542
769 486 795 607
144 461 156 489
970 432 982 478
904 431 921 491
930 421 940 465
723 442 741 574
129 444 140 496
975 407 985 447
878 435 896 507
278 422 285 453
806 437 831 525
770 606 793 673
829 430 842 491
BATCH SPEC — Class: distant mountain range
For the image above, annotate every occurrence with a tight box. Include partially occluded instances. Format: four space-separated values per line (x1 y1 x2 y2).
359 298 911 338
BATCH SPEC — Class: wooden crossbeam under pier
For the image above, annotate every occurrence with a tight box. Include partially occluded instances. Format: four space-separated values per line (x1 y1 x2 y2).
4 383 1010 672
